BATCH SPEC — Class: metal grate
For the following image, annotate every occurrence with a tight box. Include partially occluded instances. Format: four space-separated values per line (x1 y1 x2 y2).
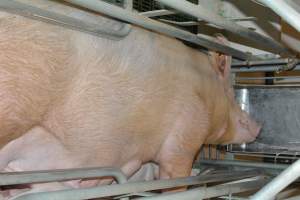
133 0 198 33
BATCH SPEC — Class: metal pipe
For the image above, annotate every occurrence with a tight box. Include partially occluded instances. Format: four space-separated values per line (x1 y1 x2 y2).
63 0 251 60
232 58 294 67
236 76 300 81
136 177 267 200
157 0 292 56
15 170 261 200
140 9 176 17
259 0 300 33
159 17 257 27
0 0 131 40
199 159 288 171
0 167 127 186
231 65 300 73
251 159 300 200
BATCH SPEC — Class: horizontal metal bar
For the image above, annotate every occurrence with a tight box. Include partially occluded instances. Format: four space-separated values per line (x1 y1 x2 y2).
199 159 288 170
0 167 127 186
157 0 293 56
160 17 257 27
218 196 249 200
251 159 300 200
159 19 201 26
136 177 267 200
63 0 251 60
236 76 300 80
140 9 176 17
232 58 292 66
0 0 131 40
259 0 300 32
232 65 300 72
15 170 262 200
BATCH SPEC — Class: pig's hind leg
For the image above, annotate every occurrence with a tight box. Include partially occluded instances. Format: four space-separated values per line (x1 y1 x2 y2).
0 126 83 199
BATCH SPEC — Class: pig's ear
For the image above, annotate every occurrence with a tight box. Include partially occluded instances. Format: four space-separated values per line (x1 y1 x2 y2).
209 35 232 80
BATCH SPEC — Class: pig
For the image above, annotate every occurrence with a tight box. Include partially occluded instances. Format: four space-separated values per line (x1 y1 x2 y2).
0 1 260 199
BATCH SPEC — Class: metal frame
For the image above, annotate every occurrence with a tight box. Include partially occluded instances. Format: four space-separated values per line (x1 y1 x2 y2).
7 169 261 200
136 177 267 200
157 0 292 56
2 0 297 63
0 1 300 199
63 0 250 60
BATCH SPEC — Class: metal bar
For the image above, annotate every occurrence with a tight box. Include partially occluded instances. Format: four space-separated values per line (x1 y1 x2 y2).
0 0 131 40
218 196 249 200
232 58 300 72
199 159 288 170
251 159 300 200
0 167 127 186
232 58 293 67
259 0 300 32
159 19 201 26
159 17 257 27
63 0 251 60
140 9 176 17
14 170 262 200
236 76 300 80
136 177 267 200
232 65 300 73
157 0 292 56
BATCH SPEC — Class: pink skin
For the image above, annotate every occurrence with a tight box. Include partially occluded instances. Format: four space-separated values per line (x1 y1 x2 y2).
0 1 260 198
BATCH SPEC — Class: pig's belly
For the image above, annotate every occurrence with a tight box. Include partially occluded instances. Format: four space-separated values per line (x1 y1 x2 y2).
0 126 150 193
0 125 155 199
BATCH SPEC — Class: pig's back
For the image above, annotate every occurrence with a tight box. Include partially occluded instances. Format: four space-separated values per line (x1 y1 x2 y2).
41 25 216 166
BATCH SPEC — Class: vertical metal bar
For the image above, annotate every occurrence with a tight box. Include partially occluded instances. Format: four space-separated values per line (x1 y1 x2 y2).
157 0 292 56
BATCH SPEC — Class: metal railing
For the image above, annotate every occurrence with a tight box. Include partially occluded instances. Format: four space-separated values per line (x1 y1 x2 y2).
2 168 262 200
0 0 132 40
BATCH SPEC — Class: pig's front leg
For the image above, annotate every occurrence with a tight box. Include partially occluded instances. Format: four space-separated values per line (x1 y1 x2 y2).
155 107 208 180
156 138 201 180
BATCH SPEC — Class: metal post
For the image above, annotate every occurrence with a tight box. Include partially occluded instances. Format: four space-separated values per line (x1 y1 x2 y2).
251 159 300 200
259 0 300 33
63 0 251 60
14 170 261 200
157 0 292 56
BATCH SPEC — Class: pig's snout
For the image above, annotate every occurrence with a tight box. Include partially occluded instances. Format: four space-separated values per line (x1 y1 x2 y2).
247 118 261 141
